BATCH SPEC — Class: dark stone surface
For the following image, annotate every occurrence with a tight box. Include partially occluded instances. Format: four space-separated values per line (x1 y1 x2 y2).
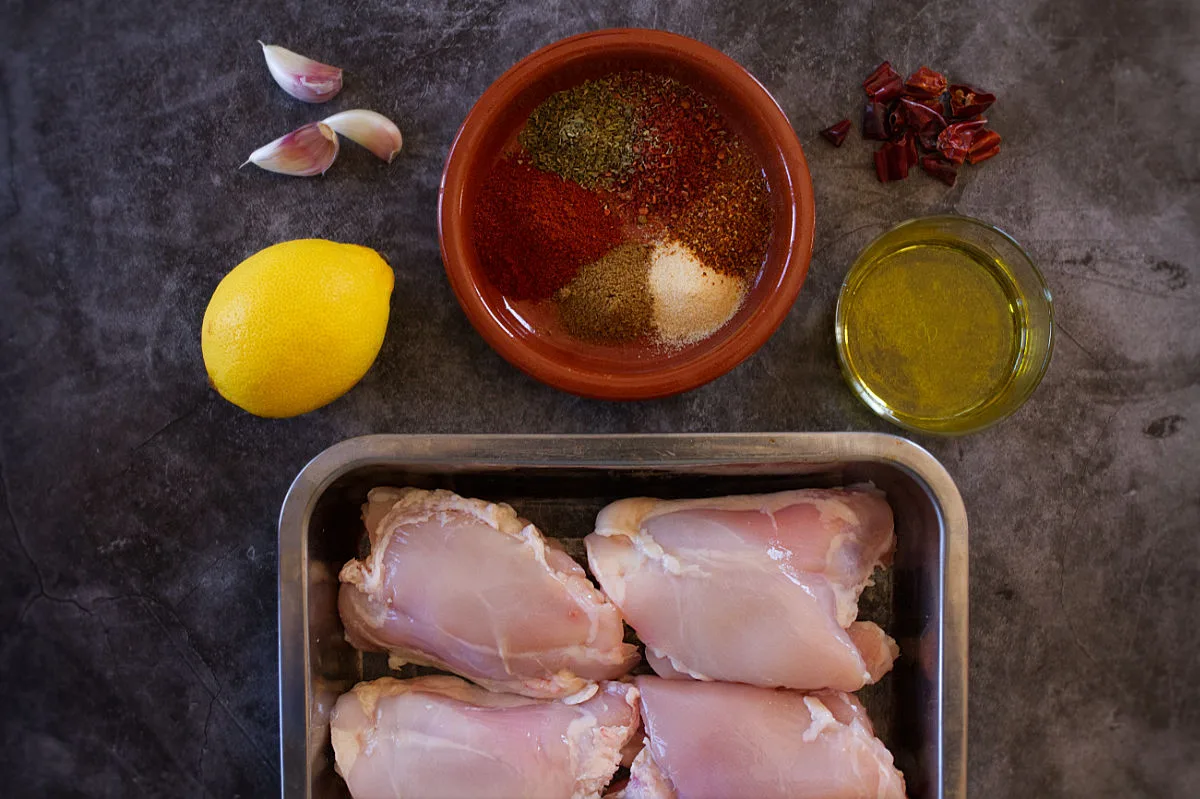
1 0 1197 796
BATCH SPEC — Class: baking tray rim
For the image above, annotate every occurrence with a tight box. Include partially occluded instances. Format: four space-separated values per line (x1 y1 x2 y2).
276 432 968 799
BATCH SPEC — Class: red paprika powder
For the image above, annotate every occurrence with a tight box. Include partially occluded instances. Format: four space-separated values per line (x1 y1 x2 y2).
472 158 621 300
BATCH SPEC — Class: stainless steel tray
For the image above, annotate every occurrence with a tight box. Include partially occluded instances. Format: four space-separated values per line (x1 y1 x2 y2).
278 434 968 799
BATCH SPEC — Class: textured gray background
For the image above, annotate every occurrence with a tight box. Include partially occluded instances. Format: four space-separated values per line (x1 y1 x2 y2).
1 0 1198 797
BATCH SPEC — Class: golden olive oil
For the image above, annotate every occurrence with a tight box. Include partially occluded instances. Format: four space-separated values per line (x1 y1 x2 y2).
837 234 1029 432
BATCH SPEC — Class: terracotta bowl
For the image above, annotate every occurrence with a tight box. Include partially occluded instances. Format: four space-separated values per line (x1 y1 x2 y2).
438 28 814 400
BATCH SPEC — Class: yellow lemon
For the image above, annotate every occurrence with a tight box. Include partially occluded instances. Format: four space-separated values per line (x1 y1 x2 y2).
201 239 393 417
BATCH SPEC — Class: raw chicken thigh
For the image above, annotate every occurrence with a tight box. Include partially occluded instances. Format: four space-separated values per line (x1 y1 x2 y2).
339 487 639 700
332 675 640 799
617 676 906 799
586 487 898 691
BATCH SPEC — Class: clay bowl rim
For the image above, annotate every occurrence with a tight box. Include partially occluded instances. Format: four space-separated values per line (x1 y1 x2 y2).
438 28 815 400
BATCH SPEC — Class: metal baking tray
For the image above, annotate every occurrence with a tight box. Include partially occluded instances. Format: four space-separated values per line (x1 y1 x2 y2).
278 433 968 799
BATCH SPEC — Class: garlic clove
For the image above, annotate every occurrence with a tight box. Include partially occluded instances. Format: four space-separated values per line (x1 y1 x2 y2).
259 42 343 103
243 121 339 176
321 109 403 163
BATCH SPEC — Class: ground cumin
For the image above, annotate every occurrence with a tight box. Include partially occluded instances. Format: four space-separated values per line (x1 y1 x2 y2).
555 244 654 343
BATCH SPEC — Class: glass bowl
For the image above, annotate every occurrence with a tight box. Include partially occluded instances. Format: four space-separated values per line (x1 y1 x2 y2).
835 215 1053 435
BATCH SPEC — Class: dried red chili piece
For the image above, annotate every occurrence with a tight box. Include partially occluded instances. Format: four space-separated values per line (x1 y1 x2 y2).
873 148 890 182
948 84 996 119
904 66 947 100
874 140 910 182
920 154 959 186
967 129 1002 163
900 97 947 149
820 119 852 146
937 118 987 164
911 96 948 122
911 95 947 112
862 101 890 141
863 61 903 103
887 102 908 139
902 131 918 166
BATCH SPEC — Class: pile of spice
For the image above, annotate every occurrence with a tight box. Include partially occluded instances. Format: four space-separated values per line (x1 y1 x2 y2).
518 76 637 189
604 72 737 224
674 145 772 280
556 243 653 342
473 158 620 300
649 242 745 346
819 62 1000 186
471 70 772 347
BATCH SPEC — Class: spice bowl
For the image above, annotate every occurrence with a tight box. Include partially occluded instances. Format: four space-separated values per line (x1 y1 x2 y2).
439 28 814 400
835 215 1054 435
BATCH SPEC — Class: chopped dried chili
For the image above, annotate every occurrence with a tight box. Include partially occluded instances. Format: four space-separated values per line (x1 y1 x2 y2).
887 102 908 139
937 118 988 164
902 131 918 167
920 154 958 186
820 119 852 146
904 66 947 100
863 101 890 141
900 97 947 149
948 84 996 119
966 129 1002 163
909 95 947 113
863 61 903 103
840 61 1000 183
874 140 910 182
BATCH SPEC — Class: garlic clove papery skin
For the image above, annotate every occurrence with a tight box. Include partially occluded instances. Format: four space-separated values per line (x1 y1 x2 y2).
244 121 339 176
259 42 343 103
321 110 403 163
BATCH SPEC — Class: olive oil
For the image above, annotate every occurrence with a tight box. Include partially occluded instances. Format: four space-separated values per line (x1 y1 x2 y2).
836 217 1052 435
